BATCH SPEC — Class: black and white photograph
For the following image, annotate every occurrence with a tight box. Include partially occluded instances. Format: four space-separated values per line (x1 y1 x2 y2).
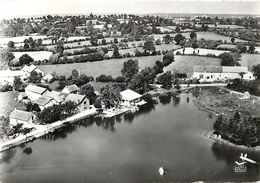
0 0 260 182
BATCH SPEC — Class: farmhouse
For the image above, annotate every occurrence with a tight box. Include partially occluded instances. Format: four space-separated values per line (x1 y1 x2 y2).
64 93 90 111
0 69 28 85
192 66 255 82
9 109 36 126
62 84 80 94
22 64 45 76
25 84 48 101
120 89 146 106
34 96 57 110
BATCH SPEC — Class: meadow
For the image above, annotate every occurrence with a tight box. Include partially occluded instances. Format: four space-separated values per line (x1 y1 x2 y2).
163 55 221 76
38 55 162 77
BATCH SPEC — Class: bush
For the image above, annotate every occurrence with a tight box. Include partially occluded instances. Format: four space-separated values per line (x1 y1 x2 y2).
96 74 114 82
1 84 12 92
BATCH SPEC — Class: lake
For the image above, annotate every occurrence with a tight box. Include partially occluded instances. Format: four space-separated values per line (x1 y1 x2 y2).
0 93 260 182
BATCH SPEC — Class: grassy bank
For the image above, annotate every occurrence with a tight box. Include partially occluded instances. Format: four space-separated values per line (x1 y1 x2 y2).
193 86 260 118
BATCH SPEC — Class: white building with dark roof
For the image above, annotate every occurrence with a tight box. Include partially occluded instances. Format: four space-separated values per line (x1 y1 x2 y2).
25 84 48 101
9 109 36 126
64 93 89 111
192 66 255 82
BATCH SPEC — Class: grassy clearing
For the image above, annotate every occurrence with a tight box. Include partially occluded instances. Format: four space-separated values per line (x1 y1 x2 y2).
163 55 221 76
13 51 53 61
38 55 162 77
240 54 260 71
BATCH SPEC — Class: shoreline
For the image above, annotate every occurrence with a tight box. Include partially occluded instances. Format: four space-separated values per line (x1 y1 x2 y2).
0 108 99 152
206 131 260 152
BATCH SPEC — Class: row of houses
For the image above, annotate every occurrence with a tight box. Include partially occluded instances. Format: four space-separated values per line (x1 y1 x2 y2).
10 84 145 126
10 84 90 126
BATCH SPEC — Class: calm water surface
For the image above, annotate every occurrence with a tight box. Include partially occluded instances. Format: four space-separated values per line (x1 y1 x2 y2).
0 93 260 183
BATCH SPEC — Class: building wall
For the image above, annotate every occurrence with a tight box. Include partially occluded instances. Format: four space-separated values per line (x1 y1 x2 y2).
77 98 90 111
192 72 255 82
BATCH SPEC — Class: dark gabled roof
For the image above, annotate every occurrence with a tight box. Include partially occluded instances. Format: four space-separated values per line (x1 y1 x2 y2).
9 109 34 122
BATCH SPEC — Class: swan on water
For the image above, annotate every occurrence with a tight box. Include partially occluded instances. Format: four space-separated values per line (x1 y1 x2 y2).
159 166 165 176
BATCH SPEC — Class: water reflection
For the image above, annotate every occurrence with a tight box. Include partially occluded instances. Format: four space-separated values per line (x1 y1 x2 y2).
0 149 17 164
172 94 180 106
158 93 172 105
22 147 32 155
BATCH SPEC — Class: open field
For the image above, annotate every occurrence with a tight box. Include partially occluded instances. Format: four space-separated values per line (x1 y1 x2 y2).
240 54 260 71
13 51 53 61
217 44 236 49
174 47 229 56
164 55 221 76
152 32 246 43
38 55 162 77
106 43 180 57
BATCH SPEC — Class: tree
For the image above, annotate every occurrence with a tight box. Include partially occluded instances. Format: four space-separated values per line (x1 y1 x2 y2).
231 37 235 44
100 85 121 108
28 71 42 83
192 42 199 52
19 54 34 65
162 51 174 66
175 26 181 32
143 37 155 53
90 36 98 46
112 44 120 58
219 52 235 66
37 38 43 46
13 77 25 91
190 32 197 39
153 60 164 74
128 67 156 94
7 41 14 48
94 97 102 108
101 39 107 45
71 69 79 80
0 49 14 65
114 38 118 44
121 59 139 82
174 34 185 45
248 44 255 54
163 34 172 44
155 39 161 45
252 64 260 79
157 71 174 89
80 83 96 104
